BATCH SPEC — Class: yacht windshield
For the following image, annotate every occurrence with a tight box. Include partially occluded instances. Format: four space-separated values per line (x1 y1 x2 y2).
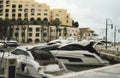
59 44 86 50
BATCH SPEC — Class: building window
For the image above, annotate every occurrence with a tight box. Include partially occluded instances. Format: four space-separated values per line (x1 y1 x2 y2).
19 5 22 8
28 38 32 43
24 13 28 17
12 9 16 12
18 13 21 17
43 33 47 37
0 1 3 4
29 28 32 32
44 13 48 16
59 33 61 36
5 14 9 17
66 15 69 18
29 33 32 37
12 5 16 8
36 28 40 32
6 1 10 4
35 39 40 43
66 20 68 23
18 9 22 11
31 13 34 15
0 5 3 8
31 9 35 12
37 13 41 15
24 9 28 12
5 9 9 12
36 33 39 37
12 14 15 17
6 5 10 7
0 10 3 12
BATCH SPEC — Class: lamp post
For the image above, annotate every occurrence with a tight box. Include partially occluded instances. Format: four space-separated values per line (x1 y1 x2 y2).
105 18 113 49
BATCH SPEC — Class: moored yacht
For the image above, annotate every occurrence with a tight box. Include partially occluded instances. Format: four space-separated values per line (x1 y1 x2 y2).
0 45 68 78
41 43 109 66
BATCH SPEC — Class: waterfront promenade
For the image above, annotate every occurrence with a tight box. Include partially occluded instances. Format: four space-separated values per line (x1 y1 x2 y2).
53 63 120 78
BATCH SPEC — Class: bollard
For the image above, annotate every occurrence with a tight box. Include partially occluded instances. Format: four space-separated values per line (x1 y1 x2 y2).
4 57 17 78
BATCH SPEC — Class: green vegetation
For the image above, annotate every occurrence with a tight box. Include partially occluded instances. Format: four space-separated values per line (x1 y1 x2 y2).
0 67 4 75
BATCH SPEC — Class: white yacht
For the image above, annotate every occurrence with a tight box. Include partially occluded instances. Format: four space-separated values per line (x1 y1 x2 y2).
0 45 68 78
47 36 78 45
49 43 109 66
0 40 19 47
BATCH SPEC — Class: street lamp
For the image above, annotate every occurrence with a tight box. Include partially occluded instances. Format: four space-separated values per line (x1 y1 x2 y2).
105 18 113 49
114 25 120 47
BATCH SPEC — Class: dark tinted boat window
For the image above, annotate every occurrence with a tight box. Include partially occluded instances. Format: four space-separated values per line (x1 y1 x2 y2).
31 50 54 60
60 44 86 50
57 56 83 62
12 49 30 56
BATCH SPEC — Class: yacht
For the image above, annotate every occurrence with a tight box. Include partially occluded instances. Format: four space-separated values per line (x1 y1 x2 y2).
0 40 19 47
0 45 68 78
47 36 78 45
48 43 109 66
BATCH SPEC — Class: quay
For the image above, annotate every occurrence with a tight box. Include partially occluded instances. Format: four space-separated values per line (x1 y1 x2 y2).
53 63 120 78
99 47 120 63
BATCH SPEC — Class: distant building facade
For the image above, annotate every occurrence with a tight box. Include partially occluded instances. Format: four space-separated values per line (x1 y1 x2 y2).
51 9 72 26
12 25 79 44
0 0 95 44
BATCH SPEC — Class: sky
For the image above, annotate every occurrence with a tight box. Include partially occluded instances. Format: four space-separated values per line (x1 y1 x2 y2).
35 0 120 42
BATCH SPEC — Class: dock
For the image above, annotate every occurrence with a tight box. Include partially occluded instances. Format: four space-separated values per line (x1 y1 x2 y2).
98 47 120 63
53 63 120 78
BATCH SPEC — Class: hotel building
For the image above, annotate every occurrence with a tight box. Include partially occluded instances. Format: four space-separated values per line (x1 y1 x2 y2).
0 0 72 26
0 0 85 44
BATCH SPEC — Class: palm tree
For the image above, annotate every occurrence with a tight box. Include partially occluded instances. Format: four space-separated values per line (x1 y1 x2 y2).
36 18 42 42
54 18 61 39
8 19 16 40
2 18 11 39
21 19 27 43
22 18 29 43
49 27 52 41
0 18 4 39
15 18 22 41
63 27 67 39
42 18 48 42
47 22 50 41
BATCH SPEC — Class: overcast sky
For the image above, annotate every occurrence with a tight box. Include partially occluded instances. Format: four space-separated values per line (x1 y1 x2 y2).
35 0 120 41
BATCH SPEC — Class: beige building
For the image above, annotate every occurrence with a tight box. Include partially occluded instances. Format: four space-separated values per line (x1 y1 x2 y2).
0 0 83 44
0 0 72 26
79 28 94 40
51 9 72 26
12 25 79 44
0 0 50 22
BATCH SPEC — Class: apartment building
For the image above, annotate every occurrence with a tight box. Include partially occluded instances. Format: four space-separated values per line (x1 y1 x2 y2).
51 9 72 26
0 0 79 43
0 0 72 26
0 0 51 22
